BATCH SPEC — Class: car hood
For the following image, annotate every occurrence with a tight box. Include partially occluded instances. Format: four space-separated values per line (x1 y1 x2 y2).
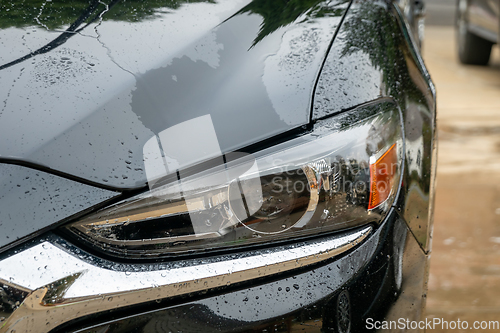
0 0 350 190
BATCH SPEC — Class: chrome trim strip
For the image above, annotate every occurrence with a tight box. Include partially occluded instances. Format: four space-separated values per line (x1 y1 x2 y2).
0 226 371 333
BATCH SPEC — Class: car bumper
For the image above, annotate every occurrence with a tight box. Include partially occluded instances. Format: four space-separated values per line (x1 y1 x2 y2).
0 209 428 333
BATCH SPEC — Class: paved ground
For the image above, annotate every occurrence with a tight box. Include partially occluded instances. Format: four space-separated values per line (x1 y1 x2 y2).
423 14 500 333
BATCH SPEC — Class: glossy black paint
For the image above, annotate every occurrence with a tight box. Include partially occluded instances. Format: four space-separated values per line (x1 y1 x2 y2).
313 0 436 252
0 0 349 189
0 0 436 331
0 0 353 251
0 0 436 254
0 164 118 250
56 211 428 333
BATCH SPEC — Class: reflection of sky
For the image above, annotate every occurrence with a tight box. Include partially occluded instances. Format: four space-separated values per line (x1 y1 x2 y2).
0 0 348 188
93 1 237 74
0 0 247 67
0 27 57 64
0 0 250 187
263 12 345 125
313 29 383 119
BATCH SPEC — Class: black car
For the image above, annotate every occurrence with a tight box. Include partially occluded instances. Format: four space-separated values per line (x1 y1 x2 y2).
456 0 500 65
0 0 436 332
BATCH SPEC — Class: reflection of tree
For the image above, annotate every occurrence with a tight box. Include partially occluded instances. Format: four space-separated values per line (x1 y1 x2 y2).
0 0 213 30
1 0 348 70
234 0 349 47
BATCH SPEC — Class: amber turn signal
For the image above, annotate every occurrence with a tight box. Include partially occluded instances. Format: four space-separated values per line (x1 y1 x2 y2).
368 143 398 210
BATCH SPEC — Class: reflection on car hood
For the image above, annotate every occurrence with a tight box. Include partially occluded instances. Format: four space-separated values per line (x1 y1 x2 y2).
0 0 349 189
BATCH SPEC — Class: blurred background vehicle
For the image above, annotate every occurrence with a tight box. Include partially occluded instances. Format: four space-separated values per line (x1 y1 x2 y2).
456 0 499 65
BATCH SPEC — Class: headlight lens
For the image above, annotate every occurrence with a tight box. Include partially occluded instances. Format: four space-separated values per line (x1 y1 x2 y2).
64 101 403 258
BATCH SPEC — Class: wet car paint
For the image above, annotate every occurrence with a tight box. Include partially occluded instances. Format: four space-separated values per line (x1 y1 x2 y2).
0 164 118 250
0 0 436 332
0 0 349 189
313 1 437 251
0 0 351 252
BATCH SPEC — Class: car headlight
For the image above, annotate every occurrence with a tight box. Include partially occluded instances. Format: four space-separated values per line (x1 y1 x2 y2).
63 100 403 258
